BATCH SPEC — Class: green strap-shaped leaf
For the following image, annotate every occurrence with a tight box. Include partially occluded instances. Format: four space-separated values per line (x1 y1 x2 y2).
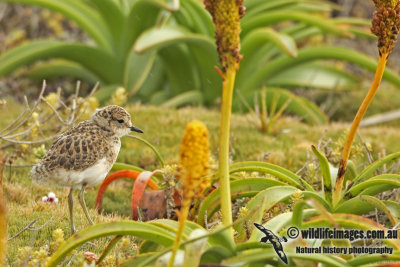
384 200 400 220
311 145 332 205
229 161 314 191
335 195 398 226
134 25 215 54
86 0 125 54
241 11 352 37
197 178 286 226
291 196 334 228
263 209 318 234
0 40 122 84
179 0 213 35
132 57 166 102
345 174 400 199
241 46 400 93
122 0 170 55
246 186 301 240
242 27 298 57
244 0 301 18
348 253 400 267
267 63 360 90
26 59 100 83
0 0 113 51
302 213 400 249
352 151 400 184
223 249 352 266
46 221 175 266
120 252 161 267
160 90 204 108
124 50 157 96
158 45 201 97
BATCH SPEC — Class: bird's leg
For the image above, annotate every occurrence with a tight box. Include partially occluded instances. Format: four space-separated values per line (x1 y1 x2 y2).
79 185 94 225
68 188 76 234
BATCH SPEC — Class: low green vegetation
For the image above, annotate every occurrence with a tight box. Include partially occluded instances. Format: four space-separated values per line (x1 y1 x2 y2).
3 102 400 265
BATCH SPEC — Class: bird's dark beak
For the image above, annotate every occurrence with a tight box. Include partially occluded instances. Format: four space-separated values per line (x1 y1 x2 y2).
130 125 143 133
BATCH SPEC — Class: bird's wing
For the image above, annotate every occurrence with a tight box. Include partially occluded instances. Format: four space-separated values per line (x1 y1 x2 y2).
41 123 109 171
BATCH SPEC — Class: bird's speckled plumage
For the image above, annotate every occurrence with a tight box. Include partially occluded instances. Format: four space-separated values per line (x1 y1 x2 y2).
31 105 136 189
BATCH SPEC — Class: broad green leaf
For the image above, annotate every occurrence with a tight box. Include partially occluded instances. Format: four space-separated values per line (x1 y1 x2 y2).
352 152 400 184
134 25 214 54
0 0 113 51
179 0 213 35
291 194 333 227
244 0 301 18
241 46 400 94
160 90 203 108
348 253 400 267
311 145 332 204
246 186 301 240
303 213 400 249
242 27 298 57
87 0 125 53
201 246 233 264
223 249 351 266
334 195 397 226
344 174 400 199
158 45 200 96
120 252 161 267
46 221 175 266
133 57 166 101
263 209 318 234
242 11 352 37
124 50 157 95
197 178 286 226
302 191 331 210
229 161 314 191
344 160 358 182
187 43 221 105
26 59 99 83
150 90 171 105
0 40 122 84
267 63 360 90
121 0 167 55
139 240 163 254
384 200 400 221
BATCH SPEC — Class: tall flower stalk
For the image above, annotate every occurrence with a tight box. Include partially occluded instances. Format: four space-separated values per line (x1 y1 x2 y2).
333 0 400 206
204 0 245 239
168 120 210 267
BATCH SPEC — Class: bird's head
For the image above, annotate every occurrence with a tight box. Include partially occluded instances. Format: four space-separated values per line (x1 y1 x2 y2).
91 105 143 137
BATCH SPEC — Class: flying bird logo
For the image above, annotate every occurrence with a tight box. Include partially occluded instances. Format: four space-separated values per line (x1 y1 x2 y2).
254 223 288 264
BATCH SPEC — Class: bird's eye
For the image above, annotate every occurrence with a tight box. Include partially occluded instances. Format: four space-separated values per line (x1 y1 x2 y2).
117 119 124 123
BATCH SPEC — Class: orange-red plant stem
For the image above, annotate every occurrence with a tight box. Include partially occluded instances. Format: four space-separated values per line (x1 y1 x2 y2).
95 170 159 214
333 53 388 206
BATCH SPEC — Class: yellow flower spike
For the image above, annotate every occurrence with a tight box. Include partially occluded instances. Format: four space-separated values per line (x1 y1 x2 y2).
204 0 245 241
204 0 245 72
371 0 400 55
179 120 210 195
169 120 210 267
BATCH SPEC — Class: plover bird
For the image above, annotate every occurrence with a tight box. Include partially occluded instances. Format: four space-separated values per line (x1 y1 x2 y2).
31 105 143 233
